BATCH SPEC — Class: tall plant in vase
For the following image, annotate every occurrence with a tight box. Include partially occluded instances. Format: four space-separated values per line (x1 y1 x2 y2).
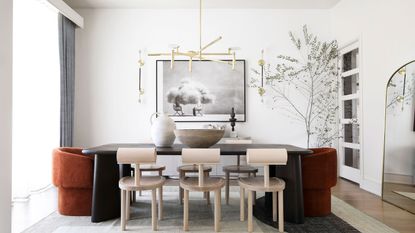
250 25 339 148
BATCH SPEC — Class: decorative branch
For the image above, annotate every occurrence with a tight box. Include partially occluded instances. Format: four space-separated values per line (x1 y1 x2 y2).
250 25 339 148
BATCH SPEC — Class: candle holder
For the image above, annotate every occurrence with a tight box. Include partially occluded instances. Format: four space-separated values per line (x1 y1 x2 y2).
229 107 238 138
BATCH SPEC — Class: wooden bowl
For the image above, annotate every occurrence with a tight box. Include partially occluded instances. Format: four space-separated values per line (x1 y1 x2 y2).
174 129 225 148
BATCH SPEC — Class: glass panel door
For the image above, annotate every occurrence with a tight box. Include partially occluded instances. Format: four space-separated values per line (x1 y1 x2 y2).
338 42 362 184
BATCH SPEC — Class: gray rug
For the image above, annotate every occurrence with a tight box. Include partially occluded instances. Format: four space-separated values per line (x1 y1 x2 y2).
23 193 398 233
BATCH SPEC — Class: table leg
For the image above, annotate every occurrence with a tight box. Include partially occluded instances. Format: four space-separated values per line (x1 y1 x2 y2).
253 154 304 224
91 153 130 223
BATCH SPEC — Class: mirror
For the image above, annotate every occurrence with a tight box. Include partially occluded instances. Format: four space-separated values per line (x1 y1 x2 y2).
382 61 415 213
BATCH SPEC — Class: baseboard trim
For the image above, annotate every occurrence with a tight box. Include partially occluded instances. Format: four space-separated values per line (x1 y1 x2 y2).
360 178 382 196
384 173 414 185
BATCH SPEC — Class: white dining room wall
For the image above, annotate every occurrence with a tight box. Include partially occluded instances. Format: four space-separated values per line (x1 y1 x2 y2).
0 0 13 231
330 0 415 195
73 8 332 149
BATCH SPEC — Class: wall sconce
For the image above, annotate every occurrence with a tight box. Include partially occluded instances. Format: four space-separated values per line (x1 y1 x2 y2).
138 50 145 103
258 49 266 101
397 67 406 111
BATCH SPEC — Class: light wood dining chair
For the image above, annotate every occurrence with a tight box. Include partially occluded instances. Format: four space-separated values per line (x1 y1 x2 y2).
117 148 166 231
239 149 287 233
137 165 166 197
178 164 212 205
222 138 258 205
180 148 225 232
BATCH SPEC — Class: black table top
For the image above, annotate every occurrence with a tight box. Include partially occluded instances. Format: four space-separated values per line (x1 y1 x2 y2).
83 143 312 156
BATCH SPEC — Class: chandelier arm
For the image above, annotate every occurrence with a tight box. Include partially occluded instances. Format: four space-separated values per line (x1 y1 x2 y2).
200 52 232 55
148 53 172 56
198 56 232 65
200 36 222 52
148 51 195 57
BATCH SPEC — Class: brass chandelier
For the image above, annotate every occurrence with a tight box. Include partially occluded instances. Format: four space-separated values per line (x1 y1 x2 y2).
148 0 238 72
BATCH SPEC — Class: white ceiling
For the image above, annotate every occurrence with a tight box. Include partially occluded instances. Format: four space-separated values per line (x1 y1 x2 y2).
63 0 341 9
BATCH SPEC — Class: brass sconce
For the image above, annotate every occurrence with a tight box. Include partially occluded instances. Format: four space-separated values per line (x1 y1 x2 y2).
138 50 145 103
397 67 406 111
258 49 266 100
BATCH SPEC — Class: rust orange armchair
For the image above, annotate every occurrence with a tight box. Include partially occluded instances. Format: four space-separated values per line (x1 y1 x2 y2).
52 147 94 216
301 148 337 217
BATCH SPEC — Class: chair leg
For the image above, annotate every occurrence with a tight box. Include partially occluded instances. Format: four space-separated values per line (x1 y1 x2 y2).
152 189 157 231
126 190 130 221
253 172 256 177
278 191 284 233
206 191 210 205
225 172 230 205
248 190 253 233
214 189 221 232
205 171 210 205
121 190 126 231
132 191 136 201
240 186 245 221
272 191 277 222
180 171 184 205
139 170 142 196
183 189 189 231
203 172 207 198
158 186 163 220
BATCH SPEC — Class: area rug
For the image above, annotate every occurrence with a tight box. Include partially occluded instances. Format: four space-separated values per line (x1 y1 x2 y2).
23 192 397 233
393 191 415 201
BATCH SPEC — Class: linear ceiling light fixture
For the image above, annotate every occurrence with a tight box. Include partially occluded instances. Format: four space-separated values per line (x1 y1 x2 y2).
148 0 238 72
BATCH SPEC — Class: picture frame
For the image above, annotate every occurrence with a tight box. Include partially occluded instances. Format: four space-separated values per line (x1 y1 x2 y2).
156 59 246 122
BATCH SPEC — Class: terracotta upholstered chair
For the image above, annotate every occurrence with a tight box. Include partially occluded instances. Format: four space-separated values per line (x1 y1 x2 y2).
301 148 337 217
52 147 94 216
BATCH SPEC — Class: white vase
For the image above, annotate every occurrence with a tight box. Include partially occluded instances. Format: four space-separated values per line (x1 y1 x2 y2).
150 112 176 147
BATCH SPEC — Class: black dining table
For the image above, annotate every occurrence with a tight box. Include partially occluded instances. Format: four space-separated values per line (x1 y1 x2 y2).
83 143 312 226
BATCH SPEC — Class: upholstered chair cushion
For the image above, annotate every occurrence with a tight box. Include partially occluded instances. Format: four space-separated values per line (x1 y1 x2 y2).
52 147 94 216
301 147 337 217
302 148 337 189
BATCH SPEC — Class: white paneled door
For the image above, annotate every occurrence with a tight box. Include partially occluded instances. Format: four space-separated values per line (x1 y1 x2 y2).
338 42 362 184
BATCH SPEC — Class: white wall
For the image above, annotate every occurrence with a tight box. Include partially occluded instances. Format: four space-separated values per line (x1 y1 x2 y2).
73 9 332 148
0 0 13 231
331 0 415 195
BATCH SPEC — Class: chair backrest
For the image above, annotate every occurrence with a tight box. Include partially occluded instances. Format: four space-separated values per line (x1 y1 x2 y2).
246 148 288 187
182 148 220 187
117 148 157 185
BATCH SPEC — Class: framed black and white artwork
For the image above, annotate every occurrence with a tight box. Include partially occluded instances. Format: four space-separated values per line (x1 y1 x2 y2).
156 60 246 122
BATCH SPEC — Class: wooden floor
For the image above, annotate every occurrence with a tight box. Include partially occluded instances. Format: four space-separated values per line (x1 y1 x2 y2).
332 178 415 233
383 182 415 214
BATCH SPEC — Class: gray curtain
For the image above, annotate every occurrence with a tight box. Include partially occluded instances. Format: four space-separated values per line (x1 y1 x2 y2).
58 14 76 147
